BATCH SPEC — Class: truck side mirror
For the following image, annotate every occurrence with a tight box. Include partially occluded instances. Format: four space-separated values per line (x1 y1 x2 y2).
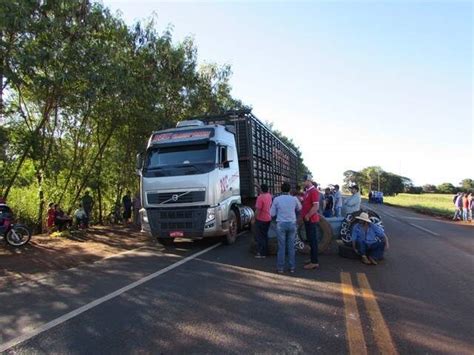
136 152 143 175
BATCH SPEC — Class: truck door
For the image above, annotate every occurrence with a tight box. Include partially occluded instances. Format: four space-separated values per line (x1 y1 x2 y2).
218 145 237 201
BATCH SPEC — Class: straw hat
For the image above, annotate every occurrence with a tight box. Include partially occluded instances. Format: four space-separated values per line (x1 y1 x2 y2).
355 212 372 223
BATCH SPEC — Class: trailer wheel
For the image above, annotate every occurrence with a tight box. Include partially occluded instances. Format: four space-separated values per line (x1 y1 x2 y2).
224 210 238 245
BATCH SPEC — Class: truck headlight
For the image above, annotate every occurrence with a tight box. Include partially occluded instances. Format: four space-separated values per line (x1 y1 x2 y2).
206 207 216 223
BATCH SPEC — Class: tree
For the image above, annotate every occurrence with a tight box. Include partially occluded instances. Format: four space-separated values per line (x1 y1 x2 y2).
437 183 456 194
422 184 437 193
459 178 474 191
342 167 409 196
0 1 251 231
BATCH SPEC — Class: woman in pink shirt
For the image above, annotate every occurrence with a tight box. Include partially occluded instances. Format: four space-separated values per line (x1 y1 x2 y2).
255 184 272 258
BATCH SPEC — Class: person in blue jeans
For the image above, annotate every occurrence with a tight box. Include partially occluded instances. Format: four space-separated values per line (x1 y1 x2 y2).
351 212 390 265
270 182 302 274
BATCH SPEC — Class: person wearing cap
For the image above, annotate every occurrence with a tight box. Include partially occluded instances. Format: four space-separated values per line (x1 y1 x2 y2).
344 185 361 215
351 212 389 265
301 174 320 270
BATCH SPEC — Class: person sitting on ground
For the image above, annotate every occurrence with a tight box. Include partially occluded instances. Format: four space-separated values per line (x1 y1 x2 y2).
351 212 389 265
323 188 334 218
54 204 72 231
74 204 88 228
344 185 361 215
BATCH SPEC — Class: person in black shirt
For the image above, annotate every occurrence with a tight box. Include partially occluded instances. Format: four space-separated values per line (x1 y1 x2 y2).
323 188 334 218
122 191 132 224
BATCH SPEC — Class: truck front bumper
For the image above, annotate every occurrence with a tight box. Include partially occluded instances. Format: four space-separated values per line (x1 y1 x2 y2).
144 206 227 239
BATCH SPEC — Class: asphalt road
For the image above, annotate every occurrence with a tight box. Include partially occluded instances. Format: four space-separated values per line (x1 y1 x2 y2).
1 205 473 354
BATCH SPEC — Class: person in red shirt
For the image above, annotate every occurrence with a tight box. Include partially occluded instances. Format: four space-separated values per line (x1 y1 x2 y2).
254 183 273 258
301 174 320 270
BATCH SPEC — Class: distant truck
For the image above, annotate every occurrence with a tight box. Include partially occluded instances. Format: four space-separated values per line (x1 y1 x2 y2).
136 110 299 245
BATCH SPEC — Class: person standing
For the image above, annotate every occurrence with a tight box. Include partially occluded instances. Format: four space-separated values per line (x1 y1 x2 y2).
122 191 132 225
468 192 473 222
81 191 94 221
132 192 142 227
254 184 272 258
270 182 301 273
462 192 469 221
323 188 334 218
302 174 320 270
333 184 343 217
47 202 55 233
453 193 463 221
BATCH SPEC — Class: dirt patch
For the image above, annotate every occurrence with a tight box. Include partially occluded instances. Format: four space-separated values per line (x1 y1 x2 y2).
0 225 152 285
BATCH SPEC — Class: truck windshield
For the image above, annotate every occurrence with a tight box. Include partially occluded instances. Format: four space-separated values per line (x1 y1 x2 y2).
143 142 216 177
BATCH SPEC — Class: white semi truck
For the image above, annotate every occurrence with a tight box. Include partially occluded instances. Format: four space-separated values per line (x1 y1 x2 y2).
136 110 298 245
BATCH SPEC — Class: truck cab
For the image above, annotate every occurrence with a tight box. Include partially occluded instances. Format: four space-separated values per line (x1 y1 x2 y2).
138 120 253 245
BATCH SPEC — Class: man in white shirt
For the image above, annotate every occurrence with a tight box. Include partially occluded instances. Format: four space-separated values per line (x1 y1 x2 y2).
333 185 343 217
344 185 361 215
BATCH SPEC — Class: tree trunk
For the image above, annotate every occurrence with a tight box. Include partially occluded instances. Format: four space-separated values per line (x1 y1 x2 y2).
36 169 45 234
69 128 115 211
97 180 103 225
3 98 54 199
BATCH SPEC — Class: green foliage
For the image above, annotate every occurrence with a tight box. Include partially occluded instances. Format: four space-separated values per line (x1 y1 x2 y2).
343 166 411 196
459 178 474 191
1 1 299 232
436 182 456 194
422 184 437 193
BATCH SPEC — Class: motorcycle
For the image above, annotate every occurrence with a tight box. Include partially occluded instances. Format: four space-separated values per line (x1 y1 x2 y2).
0 203 31 247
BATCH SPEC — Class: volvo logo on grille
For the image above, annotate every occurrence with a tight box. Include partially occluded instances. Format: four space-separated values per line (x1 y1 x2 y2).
171 194 179 202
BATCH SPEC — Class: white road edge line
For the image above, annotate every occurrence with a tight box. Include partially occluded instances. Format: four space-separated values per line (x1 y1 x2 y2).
0 243 222 353
407 223 440 236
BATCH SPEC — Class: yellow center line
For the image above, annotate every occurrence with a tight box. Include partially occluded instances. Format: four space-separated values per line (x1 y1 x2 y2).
357 273 398 355
341 272 368 355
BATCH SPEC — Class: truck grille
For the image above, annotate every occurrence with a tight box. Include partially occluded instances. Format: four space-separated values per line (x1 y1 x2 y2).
146 207 207 238
147 191 206 204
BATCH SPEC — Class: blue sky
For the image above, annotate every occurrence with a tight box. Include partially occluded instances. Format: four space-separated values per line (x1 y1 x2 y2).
103 0 472 187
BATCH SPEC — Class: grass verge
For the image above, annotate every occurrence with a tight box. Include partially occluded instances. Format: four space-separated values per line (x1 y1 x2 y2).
382 193 454 219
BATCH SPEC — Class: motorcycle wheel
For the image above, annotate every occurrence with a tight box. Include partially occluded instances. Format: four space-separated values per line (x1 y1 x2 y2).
5 225 31 247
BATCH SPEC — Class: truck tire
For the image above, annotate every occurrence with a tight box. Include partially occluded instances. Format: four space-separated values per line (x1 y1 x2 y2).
224 210 238 245
340 209 383 245
297 217 333 253
157 238 174 246
337 240 359 259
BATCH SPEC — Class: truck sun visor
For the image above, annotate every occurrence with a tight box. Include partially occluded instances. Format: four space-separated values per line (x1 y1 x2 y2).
152 129 214 143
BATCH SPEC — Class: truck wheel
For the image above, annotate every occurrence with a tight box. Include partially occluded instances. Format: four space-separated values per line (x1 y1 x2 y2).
318 217 333 253
297 218 333 254
157 238 174 246
224 210 238 245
